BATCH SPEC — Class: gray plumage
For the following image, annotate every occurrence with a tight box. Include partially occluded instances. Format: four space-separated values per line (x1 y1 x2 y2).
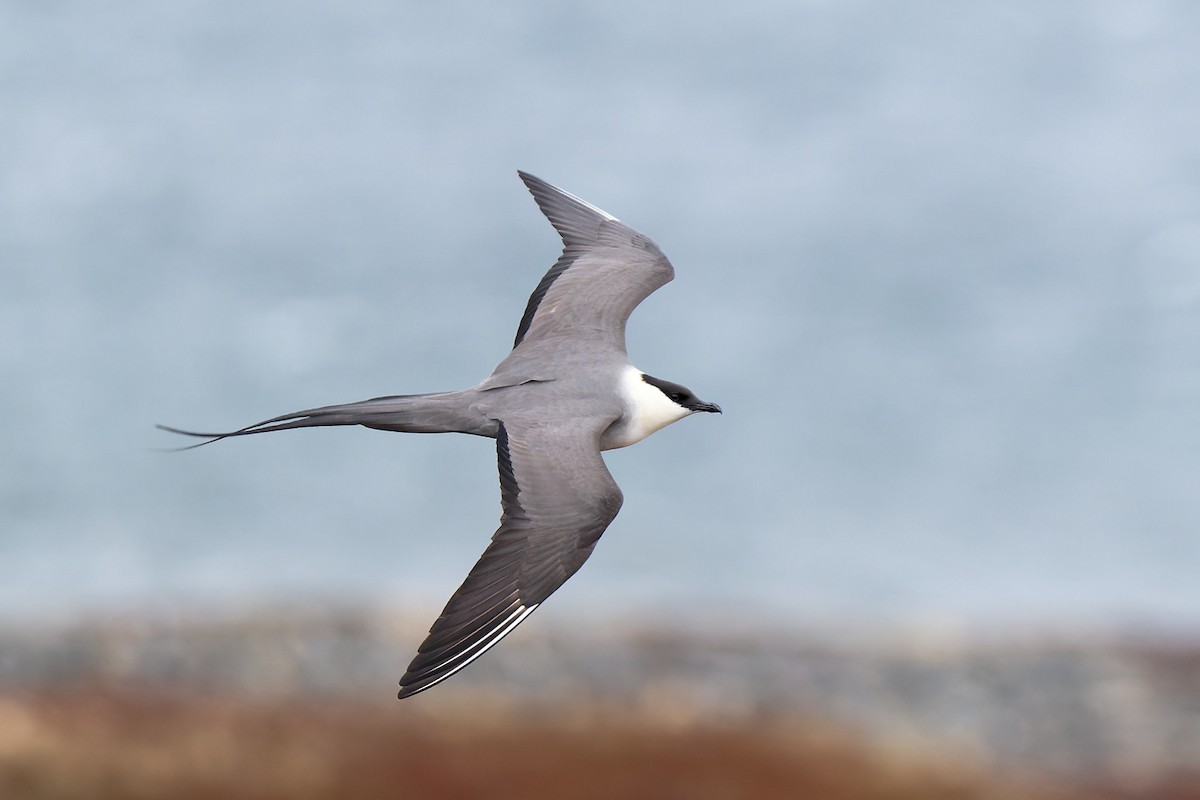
160 171 720 698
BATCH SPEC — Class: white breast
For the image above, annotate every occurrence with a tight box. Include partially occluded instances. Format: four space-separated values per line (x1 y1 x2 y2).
601 366 693 450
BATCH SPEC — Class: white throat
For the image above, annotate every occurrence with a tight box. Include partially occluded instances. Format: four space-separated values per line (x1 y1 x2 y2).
602 366 693 450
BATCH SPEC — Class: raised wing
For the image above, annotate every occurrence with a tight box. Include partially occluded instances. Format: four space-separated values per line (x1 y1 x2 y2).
397 414 623 698
512 171 674 352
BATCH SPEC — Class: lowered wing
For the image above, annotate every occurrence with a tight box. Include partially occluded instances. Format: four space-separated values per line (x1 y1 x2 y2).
397 413 623 698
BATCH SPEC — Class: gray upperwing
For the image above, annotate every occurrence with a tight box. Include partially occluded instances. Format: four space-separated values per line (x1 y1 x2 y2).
397 414 623 698
512 171 675 352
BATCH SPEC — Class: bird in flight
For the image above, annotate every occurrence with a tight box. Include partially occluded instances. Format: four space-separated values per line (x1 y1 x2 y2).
160 171 721 698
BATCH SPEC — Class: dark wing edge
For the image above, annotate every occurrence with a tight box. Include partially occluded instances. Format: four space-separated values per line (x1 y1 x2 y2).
397 418 623 699
514 171 638 348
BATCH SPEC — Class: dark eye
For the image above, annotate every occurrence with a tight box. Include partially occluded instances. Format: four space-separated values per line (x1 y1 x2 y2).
670 392 686 402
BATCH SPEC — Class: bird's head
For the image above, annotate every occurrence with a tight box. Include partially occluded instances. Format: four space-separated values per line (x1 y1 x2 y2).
641 374 722 416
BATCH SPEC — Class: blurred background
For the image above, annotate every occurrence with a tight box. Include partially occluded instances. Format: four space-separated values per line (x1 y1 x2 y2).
2 1 1199 797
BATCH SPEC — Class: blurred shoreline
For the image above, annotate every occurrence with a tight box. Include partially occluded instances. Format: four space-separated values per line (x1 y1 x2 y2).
2 608 1197 798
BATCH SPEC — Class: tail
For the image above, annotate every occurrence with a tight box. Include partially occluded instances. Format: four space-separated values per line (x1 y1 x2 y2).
157 391 495 450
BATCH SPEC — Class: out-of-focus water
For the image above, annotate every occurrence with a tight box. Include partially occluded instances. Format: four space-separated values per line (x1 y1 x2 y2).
3 1 1199 632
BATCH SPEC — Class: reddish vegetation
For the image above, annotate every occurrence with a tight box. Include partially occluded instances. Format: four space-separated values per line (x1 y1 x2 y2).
5 687 1194 800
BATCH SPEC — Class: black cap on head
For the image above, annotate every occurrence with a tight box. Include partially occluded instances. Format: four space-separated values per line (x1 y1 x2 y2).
642 374 721 414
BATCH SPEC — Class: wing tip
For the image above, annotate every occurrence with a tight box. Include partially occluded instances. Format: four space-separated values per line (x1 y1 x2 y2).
396 602 540 700
517 170 619 224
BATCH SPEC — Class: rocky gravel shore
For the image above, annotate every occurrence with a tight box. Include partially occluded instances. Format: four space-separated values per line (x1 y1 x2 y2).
2 609 1197 786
